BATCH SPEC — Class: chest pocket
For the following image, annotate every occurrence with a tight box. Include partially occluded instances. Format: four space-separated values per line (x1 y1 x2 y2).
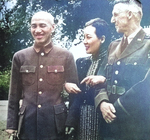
47 65 65 85
20 66 36 86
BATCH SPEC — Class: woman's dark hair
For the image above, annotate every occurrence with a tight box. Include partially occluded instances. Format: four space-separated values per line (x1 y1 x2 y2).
85 18 111 50
85 18 109 39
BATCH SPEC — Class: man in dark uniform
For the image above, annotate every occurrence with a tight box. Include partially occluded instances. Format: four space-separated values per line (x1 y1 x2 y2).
95 0 150 139
6 11 80 140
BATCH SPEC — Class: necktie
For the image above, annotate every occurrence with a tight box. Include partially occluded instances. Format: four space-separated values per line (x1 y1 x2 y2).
121 37 128 53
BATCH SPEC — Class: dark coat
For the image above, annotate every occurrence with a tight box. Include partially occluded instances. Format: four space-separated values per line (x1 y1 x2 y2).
66 52 106 129
95 29 150 139
7 42 78 140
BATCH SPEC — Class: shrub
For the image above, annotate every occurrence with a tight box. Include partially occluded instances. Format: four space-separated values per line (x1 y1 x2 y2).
0 69 10 100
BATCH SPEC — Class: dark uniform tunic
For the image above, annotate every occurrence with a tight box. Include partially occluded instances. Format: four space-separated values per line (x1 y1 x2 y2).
95 29 150 140
7 42 78 140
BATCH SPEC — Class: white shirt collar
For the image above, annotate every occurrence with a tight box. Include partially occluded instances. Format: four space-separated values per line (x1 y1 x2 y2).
124 27 142 44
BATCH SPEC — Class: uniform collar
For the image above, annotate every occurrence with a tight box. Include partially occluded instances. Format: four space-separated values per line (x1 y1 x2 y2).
119 28 146 60
33 41 53 54
125 27 142 44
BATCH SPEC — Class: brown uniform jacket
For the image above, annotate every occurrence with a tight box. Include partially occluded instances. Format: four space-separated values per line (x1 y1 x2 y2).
7 42 78 140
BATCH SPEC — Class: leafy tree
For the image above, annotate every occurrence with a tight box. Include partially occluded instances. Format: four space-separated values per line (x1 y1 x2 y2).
0 0 83 70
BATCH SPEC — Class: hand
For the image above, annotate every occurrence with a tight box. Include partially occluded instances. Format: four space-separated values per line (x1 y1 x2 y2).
6 129 16 134
64 83 81 94
65 127 75 135
6 129 17 139
80 75 106 86
65 127 75 140
100 101 116 123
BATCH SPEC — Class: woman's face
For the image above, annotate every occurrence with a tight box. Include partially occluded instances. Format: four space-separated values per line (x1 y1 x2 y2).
83 25 102 55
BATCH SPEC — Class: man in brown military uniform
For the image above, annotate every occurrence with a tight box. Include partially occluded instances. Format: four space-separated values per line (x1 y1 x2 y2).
6 11 80 140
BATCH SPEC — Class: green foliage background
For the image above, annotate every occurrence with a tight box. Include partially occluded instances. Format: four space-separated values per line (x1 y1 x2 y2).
0 70 10 99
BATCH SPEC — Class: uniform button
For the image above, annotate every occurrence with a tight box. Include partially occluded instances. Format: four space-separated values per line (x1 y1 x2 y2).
54 69 57 73
39 78 43 82
117 61 121 65
134 62 137 65
39 91 42 94
115 70 119 75
41 52 44 56
137 38 142 42
40 65 43 68
38 105 41 108
26 70 29 73
114 80 118 84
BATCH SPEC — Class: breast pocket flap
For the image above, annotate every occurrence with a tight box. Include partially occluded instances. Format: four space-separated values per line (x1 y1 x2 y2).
48 66 64 73
20 66 36 73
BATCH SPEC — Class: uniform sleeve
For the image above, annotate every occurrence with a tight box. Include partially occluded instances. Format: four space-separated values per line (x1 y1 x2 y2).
95 88 109 109
65 51 79 84
95 52 109 110
114 68 150 118
7 53 22 130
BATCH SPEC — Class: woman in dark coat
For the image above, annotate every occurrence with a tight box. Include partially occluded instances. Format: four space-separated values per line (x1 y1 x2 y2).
65 18 111 140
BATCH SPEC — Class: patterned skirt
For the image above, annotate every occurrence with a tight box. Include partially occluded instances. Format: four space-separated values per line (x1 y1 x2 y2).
78 105 100 140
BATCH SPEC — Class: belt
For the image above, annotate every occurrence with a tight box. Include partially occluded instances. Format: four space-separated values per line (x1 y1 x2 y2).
107 85 125 96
